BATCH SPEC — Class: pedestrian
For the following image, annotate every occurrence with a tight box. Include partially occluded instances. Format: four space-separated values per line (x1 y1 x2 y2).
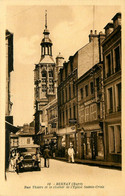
43 145 50 168
68 143 75 163
10 149 16 171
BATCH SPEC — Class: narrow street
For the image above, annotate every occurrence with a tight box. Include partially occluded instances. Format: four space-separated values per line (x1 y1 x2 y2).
4 158 123 196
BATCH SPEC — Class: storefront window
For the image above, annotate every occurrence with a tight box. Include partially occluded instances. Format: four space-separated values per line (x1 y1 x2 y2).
97 134 104 158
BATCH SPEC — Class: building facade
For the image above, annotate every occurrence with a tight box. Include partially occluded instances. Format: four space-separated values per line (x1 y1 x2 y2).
57 54 78 156
76 31 105 160
10 124 35 150
57 30 105 158
102 13 121 164
5 30 19 170
77 63 104 160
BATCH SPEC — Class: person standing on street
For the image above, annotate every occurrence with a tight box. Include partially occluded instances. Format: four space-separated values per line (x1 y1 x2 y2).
68 143 75 163
43 145 50 168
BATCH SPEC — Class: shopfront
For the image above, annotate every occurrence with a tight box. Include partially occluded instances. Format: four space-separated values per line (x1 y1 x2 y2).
79 124 104 160
57 126 77 157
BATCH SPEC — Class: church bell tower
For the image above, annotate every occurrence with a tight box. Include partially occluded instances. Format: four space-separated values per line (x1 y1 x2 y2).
34 11 56 135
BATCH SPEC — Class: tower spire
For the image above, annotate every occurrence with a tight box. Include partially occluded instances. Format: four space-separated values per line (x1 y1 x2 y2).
45 10 47 29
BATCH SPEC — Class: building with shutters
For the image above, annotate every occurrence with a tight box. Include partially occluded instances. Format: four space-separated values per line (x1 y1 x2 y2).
57 54 78 156
57 29 105 158
77 63 105 160
102 13 121 164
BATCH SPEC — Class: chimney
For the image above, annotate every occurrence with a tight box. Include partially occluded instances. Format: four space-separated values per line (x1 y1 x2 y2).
112 12 121 29
104 22 114 37
98 31 105 62
89 30 98 42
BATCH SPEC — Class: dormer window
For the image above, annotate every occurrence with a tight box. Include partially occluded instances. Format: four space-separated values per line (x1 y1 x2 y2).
112 12 121 29
104 23 114 37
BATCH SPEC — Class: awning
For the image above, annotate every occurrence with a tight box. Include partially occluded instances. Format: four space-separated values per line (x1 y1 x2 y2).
5 121 19 133
18 144 40 148
57 126 76 136
43 134 57 140
82 124 101 131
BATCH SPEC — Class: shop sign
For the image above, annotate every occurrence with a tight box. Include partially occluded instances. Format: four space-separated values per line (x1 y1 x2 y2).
69 119 77 124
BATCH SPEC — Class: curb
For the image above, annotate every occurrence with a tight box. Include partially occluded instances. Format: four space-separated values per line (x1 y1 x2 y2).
53 157 121 170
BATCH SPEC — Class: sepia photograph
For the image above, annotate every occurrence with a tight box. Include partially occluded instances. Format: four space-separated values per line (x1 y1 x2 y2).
0 1 125 196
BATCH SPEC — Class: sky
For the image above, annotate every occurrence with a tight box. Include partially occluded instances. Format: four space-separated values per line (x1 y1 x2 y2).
6 5 121 126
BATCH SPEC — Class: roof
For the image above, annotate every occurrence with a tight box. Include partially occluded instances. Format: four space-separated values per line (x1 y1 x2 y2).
41 37 52 44
56 52 64 59
39 55 55 64
5 121 19 133
112 12 121 21
104 22 114 30
16 127 35 136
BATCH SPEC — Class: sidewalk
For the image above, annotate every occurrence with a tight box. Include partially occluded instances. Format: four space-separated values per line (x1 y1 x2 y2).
53 157 121 170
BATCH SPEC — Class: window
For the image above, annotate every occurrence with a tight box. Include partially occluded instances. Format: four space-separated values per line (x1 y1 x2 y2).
80 88 83 99
85 107 89 122
49 84 53 92
59 112 61 127
63 111 65 126
85 85 88 97
108 125 121 154
73 104 76 119
69 107 72 119
106 54 111 77
49 70 53 77
90 82 94 94
73 82 75 96
69 84 71 100
96 77 99 91
116 83 121 111
114 46 120 72
42 84 46 92
62 90 64 103
59 91 61 105
49 79 53 83
65 88 67 102
42 70 46 77
90 104 97 121
107 87 113 113
66 108 68 124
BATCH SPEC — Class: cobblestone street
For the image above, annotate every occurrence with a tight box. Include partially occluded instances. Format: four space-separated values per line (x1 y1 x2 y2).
3 158 123 196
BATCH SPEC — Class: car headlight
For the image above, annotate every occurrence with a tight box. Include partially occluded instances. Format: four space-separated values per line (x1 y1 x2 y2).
20 156 24 161
32 155 36 160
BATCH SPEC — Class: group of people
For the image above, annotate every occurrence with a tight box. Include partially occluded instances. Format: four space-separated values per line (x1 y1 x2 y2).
9 150 19 171
43 142 75 165
9 143 75 172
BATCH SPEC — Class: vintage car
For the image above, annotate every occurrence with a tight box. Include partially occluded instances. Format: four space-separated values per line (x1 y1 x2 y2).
16 144 41 173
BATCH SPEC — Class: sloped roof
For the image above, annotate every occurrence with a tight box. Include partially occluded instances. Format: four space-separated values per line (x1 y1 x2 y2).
39 55 55 64
16 127 35 136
